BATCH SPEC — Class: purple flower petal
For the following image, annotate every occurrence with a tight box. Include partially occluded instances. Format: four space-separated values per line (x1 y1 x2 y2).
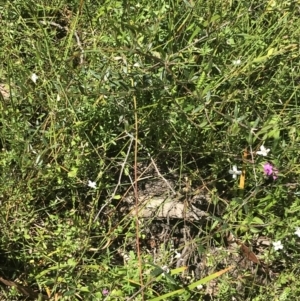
263 163 273 176
263 162 278 180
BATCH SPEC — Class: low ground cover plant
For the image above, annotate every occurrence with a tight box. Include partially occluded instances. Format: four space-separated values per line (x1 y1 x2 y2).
0 0 300 300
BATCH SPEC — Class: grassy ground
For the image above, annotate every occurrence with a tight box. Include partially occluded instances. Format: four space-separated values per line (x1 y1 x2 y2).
0 0 300 300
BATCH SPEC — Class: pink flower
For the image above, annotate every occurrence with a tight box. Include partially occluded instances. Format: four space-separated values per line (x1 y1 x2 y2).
102 289 109 296
263 163 273 176
263 162 278 180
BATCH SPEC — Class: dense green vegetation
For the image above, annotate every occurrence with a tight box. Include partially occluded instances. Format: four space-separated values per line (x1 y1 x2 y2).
0 0 300 300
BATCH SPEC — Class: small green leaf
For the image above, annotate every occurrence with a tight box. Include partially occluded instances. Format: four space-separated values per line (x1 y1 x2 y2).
252 217 264 224
68 166 78 178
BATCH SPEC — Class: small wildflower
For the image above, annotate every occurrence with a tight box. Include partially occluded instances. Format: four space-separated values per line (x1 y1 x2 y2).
295 227 300 237
229 165 242 179
161 265 170 277
272 240 283 251
102 289 109 296
161 265 169 273
31 73 38 84
263 162 273 176
263 162 278 180
88 180 97 189
256 145 270 157
232 59 241 66
174 251 181 259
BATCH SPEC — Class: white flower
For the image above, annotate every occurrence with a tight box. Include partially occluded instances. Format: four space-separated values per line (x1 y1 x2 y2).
232 59 241 66
31 73 38 84
197 284 203 290
88 180 97 189
295 227 300 237
272 240 283 251
161 265 170 277
161 265 169 273
256 145 270 156
229 165 242 179
174 251 181 259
